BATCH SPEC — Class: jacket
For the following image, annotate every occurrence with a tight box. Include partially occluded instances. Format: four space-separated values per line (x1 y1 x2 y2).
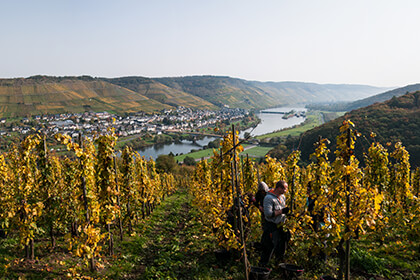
263 191 287 224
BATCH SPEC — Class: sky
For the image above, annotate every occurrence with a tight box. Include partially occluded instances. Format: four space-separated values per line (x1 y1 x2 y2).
1 0 420 87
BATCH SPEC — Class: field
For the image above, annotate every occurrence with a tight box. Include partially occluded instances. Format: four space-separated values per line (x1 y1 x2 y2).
174 148 216 162
239 146 272 158
174 145 273 163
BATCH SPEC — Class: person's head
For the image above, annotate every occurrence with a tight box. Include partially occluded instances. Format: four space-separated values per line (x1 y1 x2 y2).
275 180 288 195
258 181 269 193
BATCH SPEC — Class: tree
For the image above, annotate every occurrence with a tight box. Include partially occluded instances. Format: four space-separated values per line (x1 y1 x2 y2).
156 155 177 173
183 156 196 166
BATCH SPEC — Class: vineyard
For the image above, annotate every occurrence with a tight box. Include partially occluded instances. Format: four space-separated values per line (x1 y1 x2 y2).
0 129 176 278
0 121 419 279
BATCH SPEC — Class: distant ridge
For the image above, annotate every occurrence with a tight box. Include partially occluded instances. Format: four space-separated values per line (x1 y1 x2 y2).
154 76 388 109
344 83 420 111
0 75 389 117
291 90 420 167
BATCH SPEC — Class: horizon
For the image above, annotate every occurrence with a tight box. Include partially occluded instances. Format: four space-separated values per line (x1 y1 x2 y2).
0 74 398 88
2 1 420 88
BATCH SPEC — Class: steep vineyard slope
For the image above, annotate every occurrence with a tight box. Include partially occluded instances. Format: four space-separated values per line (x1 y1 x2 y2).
0 76 170 117
155 76 284 109
103 76 217 110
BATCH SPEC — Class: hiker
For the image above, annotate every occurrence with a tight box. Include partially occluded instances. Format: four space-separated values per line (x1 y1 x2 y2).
255 181 269 216
259 180 290 267
252 181 269 251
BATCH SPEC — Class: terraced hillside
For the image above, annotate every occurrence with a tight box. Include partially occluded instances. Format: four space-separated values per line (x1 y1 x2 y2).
0 75 389 117
0 76 170 117
103 77 218 110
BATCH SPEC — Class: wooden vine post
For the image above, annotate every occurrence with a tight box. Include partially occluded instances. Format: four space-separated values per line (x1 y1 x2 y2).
78 133 95 272
290 164 296 213
78 133 90 224
114 156 124 241
344 127 351 280
231 125 249 280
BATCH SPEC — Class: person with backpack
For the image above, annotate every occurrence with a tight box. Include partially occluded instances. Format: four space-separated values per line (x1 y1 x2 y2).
259 180 290 267
254 181 269 220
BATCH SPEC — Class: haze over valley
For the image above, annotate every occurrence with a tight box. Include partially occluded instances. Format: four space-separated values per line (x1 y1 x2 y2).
0 75 391 118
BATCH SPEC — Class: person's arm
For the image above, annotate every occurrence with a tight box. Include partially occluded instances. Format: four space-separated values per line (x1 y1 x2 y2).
266 204 288 217
263 196 274 218
272 208 287 217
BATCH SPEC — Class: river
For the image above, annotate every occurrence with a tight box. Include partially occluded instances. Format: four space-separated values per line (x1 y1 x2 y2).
240 106 307 137
137 137 219 160
137 106 306 159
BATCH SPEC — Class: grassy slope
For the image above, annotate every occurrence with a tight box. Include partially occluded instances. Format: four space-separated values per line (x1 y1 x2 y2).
174 145 272 163
174 148 217 162
239 146 272 158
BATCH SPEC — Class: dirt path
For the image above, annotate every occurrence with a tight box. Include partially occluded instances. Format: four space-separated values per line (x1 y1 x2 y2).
125 191 218 280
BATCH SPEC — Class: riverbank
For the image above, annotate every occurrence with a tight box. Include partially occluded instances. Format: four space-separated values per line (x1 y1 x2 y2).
255 110 345 140
174 109 345 163
174 144 274 163
116 115 259 159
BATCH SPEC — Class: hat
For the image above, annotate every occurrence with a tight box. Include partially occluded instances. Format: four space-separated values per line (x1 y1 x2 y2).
258 181 269 192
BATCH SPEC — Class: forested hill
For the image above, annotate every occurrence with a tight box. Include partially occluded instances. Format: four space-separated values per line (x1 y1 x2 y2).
343 83 420 111
292 91 420 167
307 83 420 112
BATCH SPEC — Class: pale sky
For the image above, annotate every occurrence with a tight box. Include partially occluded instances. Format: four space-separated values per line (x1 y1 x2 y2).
1 0 419 87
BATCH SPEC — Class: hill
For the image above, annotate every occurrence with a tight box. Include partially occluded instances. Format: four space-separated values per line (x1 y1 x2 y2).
344 83 420 111
250 81 389 104
155 76 388 110
152 76 284 109
0 76 170 117
291 90 420 167
307 83 420 112
102 76 218 110
0 75 388 117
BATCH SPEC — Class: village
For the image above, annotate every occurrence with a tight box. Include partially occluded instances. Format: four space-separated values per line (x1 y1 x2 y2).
0 106 249 138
